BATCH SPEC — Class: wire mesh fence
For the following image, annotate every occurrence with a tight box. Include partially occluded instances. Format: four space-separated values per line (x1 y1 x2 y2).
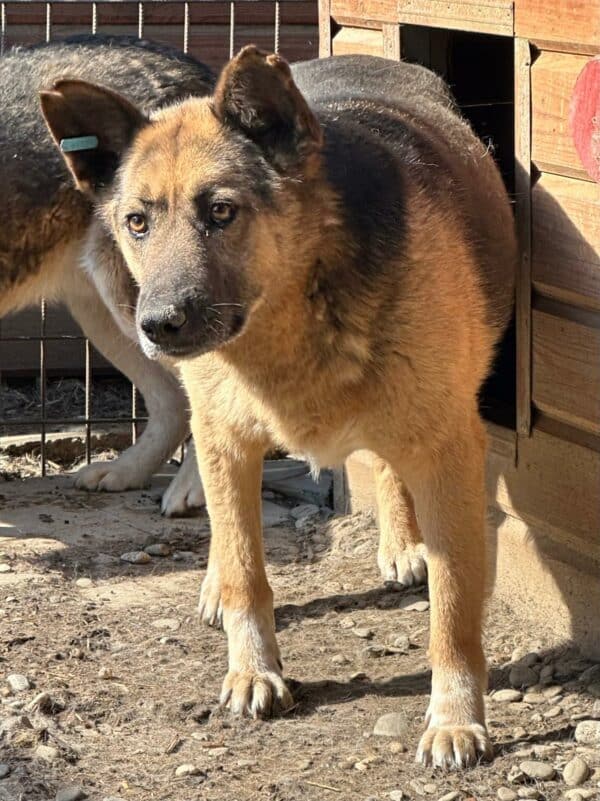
0 0 317 478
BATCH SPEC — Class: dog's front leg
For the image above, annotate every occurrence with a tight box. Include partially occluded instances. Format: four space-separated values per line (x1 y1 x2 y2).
406 410 491 768
194 422 293 718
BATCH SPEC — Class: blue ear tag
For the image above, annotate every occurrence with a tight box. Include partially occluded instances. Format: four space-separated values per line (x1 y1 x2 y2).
59 135 99 153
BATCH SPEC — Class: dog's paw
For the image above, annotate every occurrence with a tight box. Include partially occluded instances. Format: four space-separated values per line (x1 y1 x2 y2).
75 460 149 493
198 569 222 628
416 723 492 769
161 468 205 517
377 541 427 586
220 669 293 718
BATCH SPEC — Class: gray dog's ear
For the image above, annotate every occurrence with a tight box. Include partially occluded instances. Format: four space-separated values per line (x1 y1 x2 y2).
213 45 322 172
40 80 147 195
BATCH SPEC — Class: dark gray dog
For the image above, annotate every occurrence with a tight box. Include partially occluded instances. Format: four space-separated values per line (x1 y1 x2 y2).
0 35 213 513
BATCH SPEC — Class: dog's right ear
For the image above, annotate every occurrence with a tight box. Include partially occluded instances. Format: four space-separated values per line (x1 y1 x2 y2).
40 80 147 196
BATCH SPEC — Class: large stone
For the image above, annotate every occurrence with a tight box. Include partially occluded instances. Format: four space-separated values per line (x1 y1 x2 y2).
373 712 410 738
493 689 523 703
518 761 556 781
563 756 590 787
575 720 600 745
509 666 538 689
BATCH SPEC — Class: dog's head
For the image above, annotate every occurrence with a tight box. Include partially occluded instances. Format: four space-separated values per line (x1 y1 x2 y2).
42 47 324 360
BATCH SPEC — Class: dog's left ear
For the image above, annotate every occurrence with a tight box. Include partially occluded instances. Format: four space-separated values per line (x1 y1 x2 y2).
213 46 322 172
40 80 147 196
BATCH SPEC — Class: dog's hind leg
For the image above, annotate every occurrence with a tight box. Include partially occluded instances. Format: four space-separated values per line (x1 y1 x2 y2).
373 456 427 586
405 408 491 768
160 438 205 517
64 268 190 493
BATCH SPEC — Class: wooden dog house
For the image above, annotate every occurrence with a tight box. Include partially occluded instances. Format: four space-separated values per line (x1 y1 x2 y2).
320 1 600 656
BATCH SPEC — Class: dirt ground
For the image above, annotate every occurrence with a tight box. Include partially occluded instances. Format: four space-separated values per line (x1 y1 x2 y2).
1 470 599 801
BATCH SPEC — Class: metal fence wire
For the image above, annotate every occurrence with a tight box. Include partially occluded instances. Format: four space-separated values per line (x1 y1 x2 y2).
0 0 317 477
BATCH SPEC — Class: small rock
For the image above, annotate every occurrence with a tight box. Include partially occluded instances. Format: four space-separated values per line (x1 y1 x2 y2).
494 689 523 703
75 578 92 588
350 672 369 681
519 761 556 781
339 618 355 629
152 618 180 631
438 792 459 801
366 645 386 658
172 550 195 561
0 564 13 573
410 780 425 795
422 785 437 795
510 666 539 689
399 596 429 612
575 720 600 745
392 634 411 653
523 693 546 704
120 551 151 565
513 726 528 739
56 788 87 801
587 683 600 698
6 674 30 693
332 653 350 665
579 665 600 685
564 790 597 801
373 712 409 738
517 790 541 800
389 741 406 754
354 628 374 640
97 667 113 680
542 685 563 698
539 665 554 682
91 553 119 566
591 700 600 719
497 789 517 801
144 543 171 557
508 766 528 785
35 744 60 762
389 793 404 801
563 756 590 787
0 764 10 778
175 763 202 777
543 705 562 718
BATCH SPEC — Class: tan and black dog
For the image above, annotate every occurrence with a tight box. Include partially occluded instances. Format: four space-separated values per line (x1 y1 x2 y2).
43 47 517 768
1 35 214 514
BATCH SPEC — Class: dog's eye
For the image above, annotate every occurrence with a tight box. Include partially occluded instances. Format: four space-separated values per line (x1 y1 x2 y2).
126 213 148 238
210 202 236 225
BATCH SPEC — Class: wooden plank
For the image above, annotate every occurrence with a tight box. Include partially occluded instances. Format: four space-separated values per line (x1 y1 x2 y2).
531 51 593 181
492 428 600 547
331 25 383 56
397 0 513 35
516 0 600 55
318 0 332 56
382 21 400 59
532 308 600 435
514 38 532 437
533 173 600 312
330 0 397 25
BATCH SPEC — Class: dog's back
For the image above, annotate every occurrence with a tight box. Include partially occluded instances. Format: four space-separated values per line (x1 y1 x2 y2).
0 35 215 307
292 55 516 337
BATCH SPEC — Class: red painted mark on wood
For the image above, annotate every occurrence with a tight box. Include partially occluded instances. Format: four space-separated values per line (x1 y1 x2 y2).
570 57 600 183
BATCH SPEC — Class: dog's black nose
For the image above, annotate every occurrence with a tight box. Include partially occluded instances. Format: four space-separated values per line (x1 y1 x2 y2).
140 305 188 344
